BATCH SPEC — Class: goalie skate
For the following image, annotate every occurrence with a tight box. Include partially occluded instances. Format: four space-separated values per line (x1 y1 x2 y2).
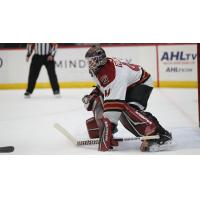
148 139 175 152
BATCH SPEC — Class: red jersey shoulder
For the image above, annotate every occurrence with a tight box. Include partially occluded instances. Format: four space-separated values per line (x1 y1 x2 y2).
97 58 116 87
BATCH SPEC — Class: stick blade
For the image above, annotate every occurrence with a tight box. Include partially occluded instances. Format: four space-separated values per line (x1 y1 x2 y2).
54 123 77 145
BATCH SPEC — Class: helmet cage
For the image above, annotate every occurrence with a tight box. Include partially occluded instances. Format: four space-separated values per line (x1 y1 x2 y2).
86 56 105 73
85 47 107 74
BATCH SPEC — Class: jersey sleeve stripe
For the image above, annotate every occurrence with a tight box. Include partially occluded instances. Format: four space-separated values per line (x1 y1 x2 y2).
128 68 151 88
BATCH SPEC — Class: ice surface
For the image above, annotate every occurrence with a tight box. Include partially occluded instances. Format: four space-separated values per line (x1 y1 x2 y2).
0 88 199 154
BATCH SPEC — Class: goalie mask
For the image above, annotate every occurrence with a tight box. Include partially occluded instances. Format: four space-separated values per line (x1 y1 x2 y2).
85 46 107 75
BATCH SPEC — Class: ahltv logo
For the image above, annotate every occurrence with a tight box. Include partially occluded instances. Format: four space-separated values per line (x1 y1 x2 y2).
161 51 197 61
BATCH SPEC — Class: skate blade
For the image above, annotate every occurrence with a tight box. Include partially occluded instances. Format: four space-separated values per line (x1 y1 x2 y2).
149 140 176 152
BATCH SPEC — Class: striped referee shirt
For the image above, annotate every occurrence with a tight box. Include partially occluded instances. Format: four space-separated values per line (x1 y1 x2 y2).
26 43 57 57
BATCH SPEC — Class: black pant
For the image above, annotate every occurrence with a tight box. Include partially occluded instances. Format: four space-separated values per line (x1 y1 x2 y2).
26 55 60 93
125 84 153 110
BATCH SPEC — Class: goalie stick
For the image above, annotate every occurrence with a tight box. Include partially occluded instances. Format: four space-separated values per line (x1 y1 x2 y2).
54 123 160 146
0 146 14 153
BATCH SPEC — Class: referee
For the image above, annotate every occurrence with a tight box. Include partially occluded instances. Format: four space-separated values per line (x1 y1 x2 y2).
24 43 60 97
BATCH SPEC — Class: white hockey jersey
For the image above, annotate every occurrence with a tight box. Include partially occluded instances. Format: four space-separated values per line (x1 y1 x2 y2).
92 57 152 124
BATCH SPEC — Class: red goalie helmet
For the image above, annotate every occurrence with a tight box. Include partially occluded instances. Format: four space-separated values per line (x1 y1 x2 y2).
85 45 107 75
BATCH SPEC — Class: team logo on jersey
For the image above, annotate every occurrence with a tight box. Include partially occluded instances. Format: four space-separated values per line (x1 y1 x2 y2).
100 75 110 86
104 89 111 97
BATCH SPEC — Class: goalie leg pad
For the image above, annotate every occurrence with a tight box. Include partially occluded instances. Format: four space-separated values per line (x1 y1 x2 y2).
119 104 161 152
92 96 104 120
120 104 157 137
144 112 172 144
86 95 104 139
98 118 118 152
86 117 100 139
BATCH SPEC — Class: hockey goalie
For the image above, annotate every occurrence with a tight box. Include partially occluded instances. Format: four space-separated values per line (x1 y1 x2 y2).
82 45 173 152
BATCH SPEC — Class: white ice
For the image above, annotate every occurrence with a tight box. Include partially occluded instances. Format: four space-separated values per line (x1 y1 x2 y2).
0 88 199 154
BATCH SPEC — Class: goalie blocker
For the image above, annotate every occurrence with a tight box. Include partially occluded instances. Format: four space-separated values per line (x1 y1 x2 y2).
84 94 167 152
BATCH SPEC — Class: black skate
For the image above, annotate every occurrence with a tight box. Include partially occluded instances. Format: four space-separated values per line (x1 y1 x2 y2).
24 91 31 98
